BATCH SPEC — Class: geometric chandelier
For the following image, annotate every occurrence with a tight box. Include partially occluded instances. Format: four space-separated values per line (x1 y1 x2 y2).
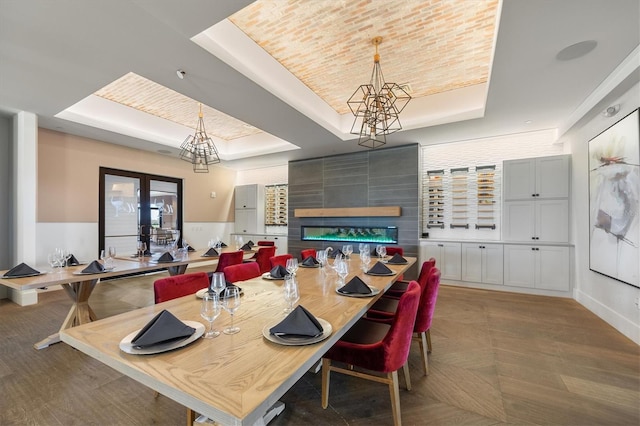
179 103 220 172
348 36 411 149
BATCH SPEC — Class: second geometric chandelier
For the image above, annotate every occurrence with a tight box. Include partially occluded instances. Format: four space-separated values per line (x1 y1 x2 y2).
179 103 220 173
348 36 411 149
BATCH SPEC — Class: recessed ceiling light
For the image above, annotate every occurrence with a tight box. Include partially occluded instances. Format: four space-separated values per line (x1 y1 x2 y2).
556 40 597 61
176 70 185 79
524 120 532 124
602 104 620 117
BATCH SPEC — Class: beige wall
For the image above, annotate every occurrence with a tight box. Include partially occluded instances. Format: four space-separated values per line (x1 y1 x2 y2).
38 129 236 223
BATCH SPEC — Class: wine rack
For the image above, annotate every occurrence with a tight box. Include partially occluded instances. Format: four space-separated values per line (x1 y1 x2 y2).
476 165 496 229
265 184 288 226
450 167 469 229
426 170 445 228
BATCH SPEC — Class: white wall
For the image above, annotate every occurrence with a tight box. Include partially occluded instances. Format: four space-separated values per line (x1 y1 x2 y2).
564 82 640 345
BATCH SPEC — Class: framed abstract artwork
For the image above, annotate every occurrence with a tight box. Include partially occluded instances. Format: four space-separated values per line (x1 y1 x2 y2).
588 108 639 288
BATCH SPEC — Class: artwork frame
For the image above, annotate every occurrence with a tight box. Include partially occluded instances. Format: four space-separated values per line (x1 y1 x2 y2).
588 108 639 288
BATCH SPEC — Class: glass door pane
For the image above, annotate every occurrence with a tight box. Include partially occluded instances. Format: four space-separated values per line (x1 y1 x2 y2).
149 179 179 254
104 174 141 257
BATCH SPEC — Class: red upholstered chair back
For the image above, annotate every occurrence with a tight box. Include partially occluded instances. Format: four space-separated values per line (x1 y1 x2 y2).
214 250 244 273
153 272 209 304
300 249 316 260
269 254 293 268
414 268 440 333
417 259 436 285
252 246 276 273
257 240 275 246
376 281 421 372
223 262 261 283
385 246 404 256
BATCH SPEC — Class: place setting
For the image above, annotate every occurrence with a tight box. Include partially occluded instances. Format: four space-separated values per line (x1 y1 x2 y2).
336 275 380 298
382 253 409 265
262 264 289 280
299 256 320 268
195 272 244 299
365 261 395 276
72 260 115 275
1 262 46 279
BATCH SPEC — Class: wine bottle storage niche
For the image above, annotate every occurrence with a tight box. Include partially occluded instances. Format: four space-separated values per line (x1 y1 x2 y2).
265 184 288 226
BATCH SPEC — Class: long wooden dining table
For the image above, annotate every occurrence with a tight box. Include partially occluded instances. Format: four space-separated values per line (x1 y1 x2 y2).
60 256 415 426
0 248 255 350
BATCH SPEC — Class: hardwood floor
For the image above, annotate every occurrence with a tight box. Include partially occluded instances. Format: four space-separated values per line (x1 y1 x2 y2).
1 273 638 425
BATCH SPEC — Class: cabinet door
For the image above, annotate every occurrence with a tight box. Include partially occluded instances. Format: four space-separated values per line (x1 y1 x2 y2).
441 242 462 281
503 201 535 241
504 158 535 200
461 244 482 282
536 246 570 291
503 245 535 288
536 199 568 242
421 242 443 267
482 244 504 285
235 185 258 209
536 155 569 198
234 209 257 233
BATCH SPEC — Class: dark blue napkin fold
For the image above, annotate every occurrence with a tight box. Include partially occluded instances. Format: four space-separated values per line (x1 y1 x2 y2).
187 245 195 252
4 262 40 277
338 276 372 294
82 260 105 274
66 254 80 266
387 253 408 264
269 305 323 338
367 261 393 275
240 243 252 251
131 310 195 348
330 249 345 258
220 242 227 247
157 252 174 263
301 256 319 267
269 265 288 278
247 240 255 247
202 248 219 257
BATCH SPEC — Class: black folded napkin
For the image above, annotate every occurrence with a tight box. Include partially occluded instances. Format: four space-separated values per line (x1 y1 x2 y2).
240 243 252 251
131 309 195 349
270 305 323 338
4 262 40 277
220 242 227 247
330 249 345 258
247 240 255 247
81 260 105 274
269 265 288 278
338 276 372 294
387 253 408 264
202 248 219 257
221 284 243 298
367 261 393 275
66 254 80 266
157 252 174 263
187 245 196 252
301 256 319 267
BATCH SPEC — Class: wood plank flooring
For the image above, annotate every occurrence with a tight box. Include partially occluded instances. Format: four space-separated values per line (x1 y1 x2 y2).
0 273 638 425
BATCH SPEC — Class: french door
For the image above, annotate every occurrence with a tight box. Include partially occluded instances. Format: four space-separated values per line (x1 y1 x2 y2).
99 167 183 257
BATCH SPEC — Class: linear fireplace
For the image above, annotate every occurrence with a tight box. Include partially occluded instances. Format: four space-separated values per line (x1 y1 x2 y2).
301 226 398 244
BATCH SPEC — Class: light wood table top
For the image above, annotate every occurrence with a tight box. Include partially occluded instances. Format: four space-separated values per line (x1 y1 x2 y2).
61 257 415 425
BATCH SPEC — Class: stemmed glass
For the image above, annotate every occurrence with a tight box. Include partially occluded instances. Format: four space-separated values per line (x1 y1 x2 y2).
376 245 387 260
200 292 221 338
108 246 117 268
100 249 108 268
235 235 244 251
360 250 371 273
136 241 147 261
342 244 353 259
223 286 241 335
210 272 226 299
285 258 299 276
316 250 327 268
283 274 300 314
48 253 63 273
335 260 349 287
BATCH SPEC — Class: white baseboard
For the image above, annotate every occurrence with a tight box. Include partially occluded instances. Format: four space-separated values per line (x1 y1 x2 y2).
575 289 640 345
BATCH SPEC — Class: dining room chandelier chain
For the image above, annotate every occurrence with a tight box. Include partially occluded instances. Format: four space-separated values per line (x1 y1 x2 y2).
179 103 220 173
348 36 411 149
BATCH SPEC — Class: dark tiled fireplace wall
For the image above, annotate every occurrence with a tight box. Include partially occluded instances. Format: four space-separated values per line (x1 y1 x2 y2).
288 144 420 279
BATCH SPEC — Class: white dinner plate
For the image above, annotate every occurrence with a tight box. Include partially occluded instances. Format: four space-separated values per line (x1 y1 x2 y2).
336 286 380 298
72 267 115 275
119 320 205 355
262 318 332 346
1 272 47 279
365 271 395 276
262 272 285 280
299 264 320 268
195 288 244 299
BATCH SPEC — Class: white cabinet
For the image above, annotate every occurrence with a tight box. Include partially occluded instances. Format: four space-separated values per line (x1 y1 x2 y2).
421 241 462 281
504 155 570 200
234 184 264 234
461 243 503 285
503 244 570 291
503 199 568 242
503 155 570 243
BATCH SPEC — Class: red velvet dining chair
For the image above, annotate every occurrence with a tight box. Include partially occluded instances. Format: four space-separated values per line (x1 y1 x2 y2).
367 268 441 376
257 240 275 246
385 246 404 256
223 262 261 282
269 253 293 268
213 250 244 273
300 248 316 260
386 258 436 298
321 281 421 426
247 246 276 273
153 272 210 303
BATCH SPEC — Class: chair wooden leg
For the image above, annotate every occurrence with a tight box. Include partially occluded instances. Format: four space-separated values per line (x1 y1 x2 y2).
426 329 432 353
402 362 411 391
186 408 196 426
388 370 402 426
153 390 159 398
321 358 330 409
419 331 429 376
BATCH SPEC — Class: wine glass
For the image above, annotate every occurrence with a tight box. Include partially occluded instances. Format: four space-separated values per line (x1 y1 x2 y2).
100 249 108 267
335 261 349 287
48 253 60 272
376 245 387 260
285 257 299 276
136 241 147 261
360 250 371 272
283 275 300 314
222 286 241 334
200 292 221 338
210 272 226 299
108 246 117 268
316 250 327 268
343 244 353 259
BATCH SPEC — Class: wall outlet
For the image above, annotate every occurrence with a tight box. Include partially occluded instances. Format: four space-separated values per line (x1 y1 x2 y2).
635 297 640 310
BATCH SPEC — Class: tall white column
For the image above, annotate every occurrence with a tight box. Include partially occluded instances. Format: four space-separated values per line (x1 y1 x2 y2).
10 111 38 305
